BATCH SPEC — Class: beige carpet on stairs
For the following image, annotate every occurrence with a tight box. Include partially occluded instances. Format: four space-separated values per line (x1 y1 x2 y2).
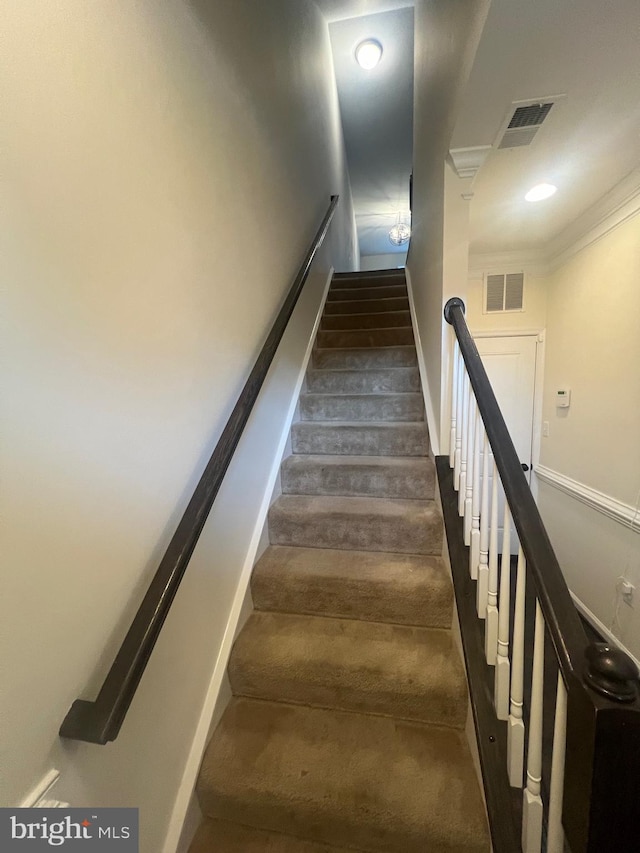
190 270 489 852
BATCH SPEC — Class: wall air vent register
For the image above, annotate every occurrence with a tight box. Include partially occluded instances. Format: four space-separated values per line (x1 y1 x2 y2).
484 273 524 313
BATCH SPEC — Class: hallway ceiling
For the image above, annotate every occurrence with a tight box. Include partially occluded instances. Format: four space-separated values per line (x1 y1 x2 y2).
324 5 414 258
451 0 640 256
315 0 413 25
316 0 640 262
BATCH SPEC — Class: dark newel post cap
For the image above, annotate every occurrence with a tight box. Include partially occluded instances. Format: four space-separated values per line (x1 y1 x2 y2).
444 297 466 324
584 642 640 703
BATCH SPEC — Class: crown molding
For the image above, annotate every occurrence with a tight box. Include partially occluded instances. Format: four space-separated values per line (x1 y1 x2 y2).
546 168 640 271
448 146 492 180
535 465 640 533
468 169 640 277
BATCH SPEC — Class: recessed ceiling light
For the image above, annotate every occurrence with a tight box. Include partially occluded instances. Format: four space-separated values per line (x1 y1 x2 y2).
525 183 557 202
355 39 383 70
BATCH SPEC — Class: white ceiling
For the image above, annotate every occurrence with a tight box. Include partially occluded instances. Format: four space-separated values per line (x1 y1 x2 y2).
315 0 414 25
315 0 640 262
451 0 640 256
324 6 414 257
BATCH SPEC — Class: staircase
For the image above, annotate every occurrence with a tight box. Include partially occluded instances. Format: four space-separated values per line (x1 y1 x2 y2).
190 271 489 852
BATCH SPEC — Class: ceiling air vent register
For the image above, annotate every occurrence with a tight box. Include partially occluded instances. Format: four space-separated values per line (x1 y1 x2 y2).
498 101 554 149
485 273 524 313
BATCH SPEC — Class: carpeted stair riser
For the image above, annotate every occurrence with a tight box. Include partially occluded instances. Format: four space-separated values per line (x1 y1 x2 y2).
312 346 416 369
291 422 429 457
228 612 467 728
300 393 423 423
268 495 442 555
190 820 355 853
317 328 414 348
327 285 407 302
321 311 411 331
306 367 420 394
198 699 488 853
323 296 409 315
251 546 453 628
332 271 405 288
280 455 434 500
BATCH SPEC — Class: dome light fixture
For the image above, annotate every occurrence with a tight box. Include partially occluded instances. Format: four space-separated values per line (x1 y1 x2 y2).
355 39 383 70
525 182 557 202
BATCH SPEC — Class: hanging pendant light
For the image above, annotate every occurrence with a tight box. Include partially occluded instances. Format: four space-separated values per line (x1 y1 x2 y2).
389 212 411 246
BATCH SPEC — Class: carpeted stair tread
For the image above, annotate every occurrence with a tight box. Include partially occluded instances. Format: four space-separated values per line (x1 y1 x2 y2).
281 454 434 499
268 494 442 555
291 421 429 457
300 392 423 422
251 546 452 627
306 367 419 394
317 328 414 349
197 698 489 852
323 297 409 315
312 346 416 369
321 311 411 331
229 611 467 727
191 268 488 852
189 819 355 853
327 285 407 302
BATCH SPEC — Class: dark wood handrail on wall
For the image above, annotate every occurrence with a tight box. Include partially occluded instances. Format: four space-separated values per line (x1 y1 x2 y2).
60 196 340 745
444 297 640 852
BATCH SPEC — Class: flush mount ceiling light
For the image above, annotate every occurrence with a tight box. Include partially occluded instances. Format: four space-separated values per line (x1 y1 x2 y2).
355 39 383 70
525 183 557 202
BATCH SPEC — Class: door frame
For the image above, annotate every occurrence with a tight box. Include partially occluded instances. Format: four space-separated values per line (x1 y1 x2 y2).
469 328 546 476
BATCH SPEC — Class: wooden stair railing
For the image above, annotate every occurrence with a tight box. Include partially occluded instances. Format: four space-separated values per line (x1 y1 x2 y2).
59 196 340 745
443 297 640 853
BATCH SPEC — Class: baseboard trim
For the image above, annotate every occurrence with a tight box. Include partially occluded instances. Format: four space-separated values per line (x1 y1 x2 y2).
535 465 640 532
161 267 334 853
405 267 440 455
570 593 640 672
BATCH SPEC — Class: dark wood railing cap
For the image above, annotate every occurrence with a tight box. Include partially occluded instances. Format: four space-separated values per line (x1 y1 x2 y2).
584 643 640 703
444 297 465 324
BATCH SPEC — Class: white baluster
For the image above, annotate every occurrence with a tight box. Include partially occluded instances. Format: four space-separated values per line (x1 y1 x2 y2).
453 358 464 490
485 457 499 665
494 502 512 720
469 411 482 581
476 435 490 617
458 374 470 516
508 546 526 786
464 394 475 545
522 600 545 853
450 341 459 468
547 672 568 853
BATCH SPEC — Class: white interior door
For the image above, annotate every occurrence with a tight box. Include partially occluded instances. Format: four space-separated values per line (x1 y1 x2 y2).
474 334 538 551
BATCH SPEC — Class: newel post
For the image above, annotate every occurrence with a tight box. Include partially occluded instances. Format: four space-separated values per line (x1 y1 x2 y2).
563 644 640 851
